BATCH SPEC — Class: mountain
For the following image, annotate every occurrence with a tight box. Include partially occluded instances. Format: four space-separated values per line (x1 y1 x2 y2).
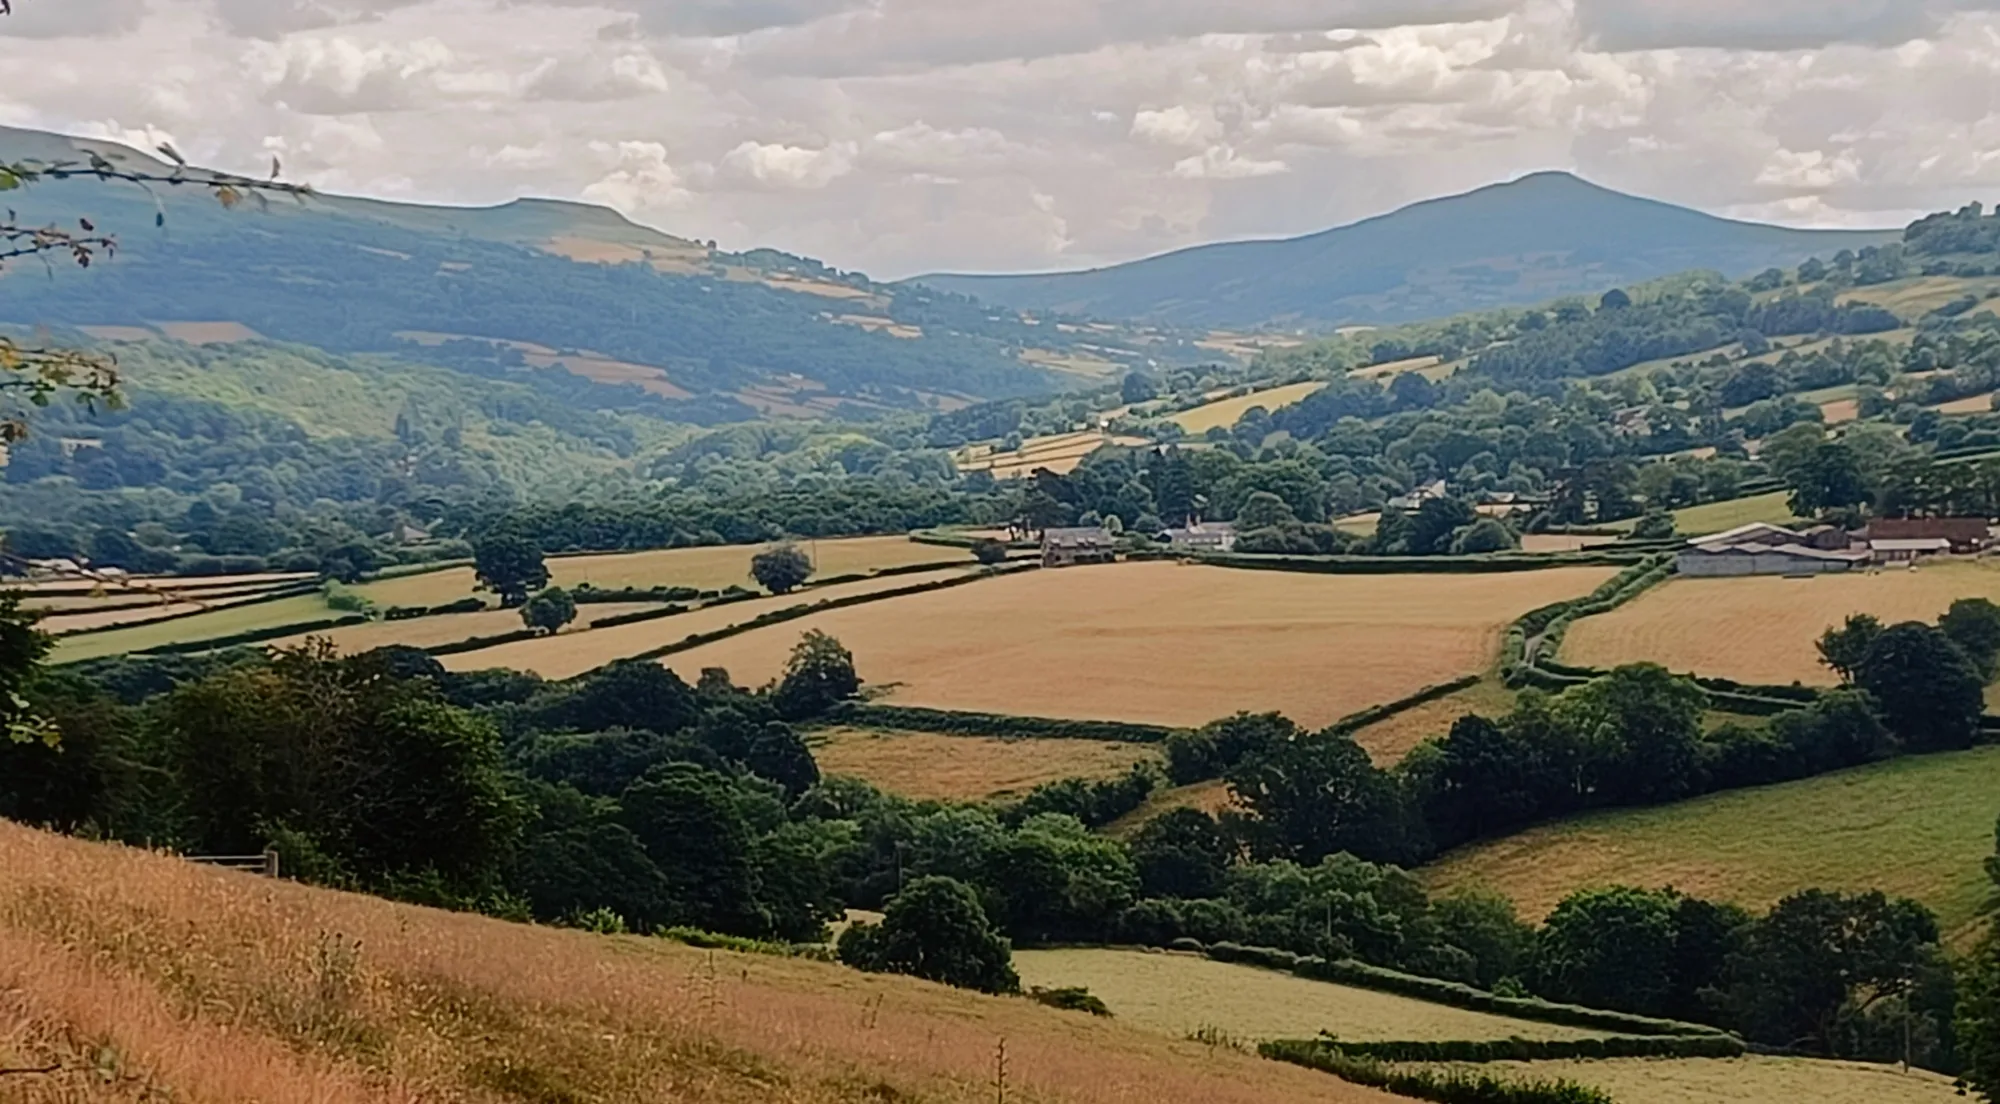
913 172 1897 331
0 126 1177 421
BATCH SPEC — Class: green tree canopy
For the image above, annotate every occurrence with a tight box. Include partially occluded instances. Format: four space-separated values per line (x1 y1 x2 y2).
473 529 549 607
838 875 1019 994
750 543 814 594
773 630 860 720
520 585 577 635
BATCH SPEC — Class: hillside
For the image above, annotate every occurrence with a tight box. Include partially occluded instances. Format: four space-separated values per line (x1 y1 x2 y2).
0 126 1188 419
914 173 1892 330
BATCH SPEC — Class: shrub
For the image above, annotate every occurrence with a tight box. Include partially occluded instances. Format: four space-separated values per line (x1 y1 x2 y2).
1028 986 1112 1017
1260 1041 1616 1104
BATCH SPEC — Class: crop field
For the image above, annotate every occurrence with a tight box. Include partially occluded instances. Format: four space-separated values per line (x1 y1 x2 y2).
811 727 1158 801
1348 679 1517 766
1105 779 1235 838
0 824 1391 1104
1838 274 2000 319
11 571 315 600
1669 492 1805 536
1347 356 1444 381
1425 746 2000 937
355 536 970 607
1012 949 1604 1043
50 594 339 664
953 431 1149 480
1935 391 1995 414
1562 561 2000 686
1169 381 1328 434
439 566 979 680
1411 1056 1960 1104
661 562 1618 729
37 589 303 635
262 602 669 655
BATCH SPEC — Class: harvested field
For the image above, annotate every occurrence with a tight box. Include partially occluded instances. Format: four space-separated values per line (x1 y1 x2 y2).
1519 534 1619 554
1169 381 1328 434
440 566 979 680
1346 356 1444 381
812 727 1157 801
1425 746 2000 938
262 602 668 655
954 431 1148 480
355 536 971 607
1105 780 1235 838
50 594 337 664
662 562 1618 729
1348 679 1517 766
1562 561 2000 686
38 589 303 635
9 571 315 598
1669 492 1806 536
1820 398 1860 423
1935 391 1995 415
0 822 1394 1104
1012 949 1604 1043
1411 1056 1960 1104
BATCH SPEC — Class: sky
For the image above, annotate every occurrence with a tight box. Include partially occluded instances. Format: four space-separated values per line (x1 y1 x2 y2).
4 0 2000 280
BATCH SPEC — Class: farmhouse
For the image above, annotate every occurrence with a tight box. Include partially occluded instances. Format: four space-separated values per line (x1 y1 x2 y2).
1863 517 1993 554
1164 521 1237 553
1386 479 1448 511
1042 527 1117 568
1675 522 1871 577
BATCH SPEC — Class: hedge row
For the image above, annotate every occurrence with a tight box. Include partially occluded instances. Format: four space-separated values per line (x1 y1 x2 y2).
829 703 1178 744
584 604 691 630
1283 1034 1743 1064
1198 551 1652 576
423 628 542 657
805 558 980 589
383 596 487 620
1199 941 1733 1039
55 581 325 639
1259 1042 1614 1104
1326 675 1483 736
572 583 704 604
1500 556 1673 685
128 612 371 657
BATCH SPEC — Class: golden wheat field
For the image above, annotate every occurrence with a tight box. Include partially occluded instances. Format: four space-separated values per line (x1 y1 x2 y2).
663 562 1616 729
1562 561 2000 686
0 823 1393 1104
1011 949 1605 1044
261 602 670 655
441 567 979 680
354 536 972 608
1168 381 1328 434
811 727 1158 801
1348 679 1518 766
1410 1057 1960 1104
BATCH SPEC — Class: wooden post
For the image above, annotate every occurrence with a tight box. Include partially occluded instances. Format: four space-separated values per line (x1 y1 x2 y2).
262 848 281 878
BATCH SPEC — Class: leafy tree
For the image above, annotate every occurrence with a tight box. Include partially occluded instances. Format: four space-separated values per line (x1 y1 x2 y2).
1120 371 1159 404
750 543 814 594
1723 889 1940 1056
1406 705 1581 850
1940 598 2000 679
1600 288 1632 311
619 762 768 935
1431 887 1535 991
773 630 860 720
970 537 1009 565
838 875 1020 994
1163 711 1297 785
519 586 577 635
1958 819 2000 1100
1856 622 1984 752
1816 613 1883 684
1407 496 1479 556
1129 807 1234 899
1630 509 1676 540
1236 490 1295 530
1450 517 1517 555
546 659 699 736
1226 728 1420 866
1534 886 1680 1017
1556 663 1706 806
473 529 549 607
1786 442 1871 518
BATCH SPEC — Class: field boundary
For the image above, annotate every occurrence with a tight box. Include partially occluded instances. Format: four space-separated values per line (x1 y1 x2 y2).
1325 675 1484 736
825 703 1178 744
45 580 326 639
1179 550 1653 575
1263 1033 1745 1065
113 612 372 659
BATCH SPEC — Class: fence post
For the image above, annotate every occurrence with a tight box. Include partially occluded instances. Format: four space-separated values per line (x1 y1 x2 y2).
262 848 281 878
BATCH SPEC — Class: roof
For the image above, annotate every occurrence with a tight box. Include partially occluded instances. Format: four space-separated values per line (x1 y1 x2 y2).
1043 527 1115 547
1866 518 1991 542
1686 541 1870 563
1869 538 1953 552
1690 522 1805 548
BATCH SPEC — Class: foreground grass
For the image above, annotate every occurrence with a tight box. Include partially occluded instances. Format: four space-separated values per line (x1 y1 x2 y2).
1012 949 1605 1044
0 822 1394 1104
51 593 338 664
1409 1056 1960 1104
812 727 1158 801
1425 746 2000 937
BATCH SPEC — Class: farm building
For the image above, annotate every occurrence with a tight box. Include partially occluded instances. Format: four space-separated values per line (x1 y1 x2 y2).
1164 522 1237 553
1862 517 1993 553
1387 479 1448 512
1041 527 1117 568
1870 537 1953 564
1675 522 1871 577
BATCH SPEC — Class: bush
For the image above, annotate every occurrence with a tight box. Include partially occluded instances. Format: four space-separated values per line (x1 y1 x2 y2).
830 703 1173 744
1260 1041 1616 1104
1302 1034 1743 1063
1028 986 1112 1016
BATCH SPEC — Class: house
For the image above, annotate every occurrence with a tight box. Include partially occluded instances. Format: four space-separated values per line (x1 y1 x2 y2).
1862 518 1992 554
1041 527 1117 568
1386 479 1449 512
1164 521 1237 553
1870 537 1953 565
1675 522 1871 577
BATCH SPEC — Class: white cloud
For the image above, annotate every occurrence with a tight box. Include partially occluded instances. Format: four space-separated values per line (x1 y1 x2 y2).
720 139 857 189
581 139 691 210
1132 106 1221 147
1172 145 1290 178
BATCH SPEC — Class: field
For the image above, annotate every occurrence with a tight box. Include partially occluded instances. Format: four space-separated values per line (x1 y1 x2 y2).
1837 273 2000 319
661 562 1617 729
50 593 339 664
36 588 304 635
1347 679 1518 766
440 566 979 680
1105 779 1234 837
811 727 1157 801
1412 1057 1959 1104
1518 534 1619 554
1169 381 1328 434
262 602 669 655
0 823 1391 1104
952 431 1149 480
1012 948 1604 1043
1562 561 2000 686
1424 746 2000 936
1669 492 1805 536
1346 356 1445 382
1935 391 1996 415
355 536 970 607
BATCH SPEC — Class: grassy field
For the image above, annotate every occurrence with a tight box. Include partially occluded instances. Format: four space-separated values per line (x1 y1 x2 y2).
1169 381 1328 434
1425 746 2000 936
953 432 1150 480
261 602 669 655
1105 779 1235 838
355 535 971 607
50 593 338 664
37 587 308 635
661 562 1618 730
1563 561 2000 686
440 566 979 680
1838 274 2000 319
1669 492 1806 536
811 727 1158 801
1346 356 1444 381
1411 1057 1960 1104
0 824 1393 1104
1347 679 1518 766
1012 949 1604 1043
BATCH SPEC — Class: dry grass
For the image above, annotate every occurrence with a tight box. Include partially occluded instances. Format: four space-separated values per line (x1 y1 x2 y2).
952 432 1148 480
259 602 668 655
1011 949 1603 1044
1934 392 1995 415
38 590 297 636
441 567 978 680
1820 398 1861 423
811 727 1158 801
1168 382 1328 434
1412 1056 1960 1104
1562 561 2000 687
1518 535 1620 554
11 572 315 598
1346 356 1444 381
1348 679 1518 766
1104 780 1236 839
0 822 1394 1104
662 562 1617 730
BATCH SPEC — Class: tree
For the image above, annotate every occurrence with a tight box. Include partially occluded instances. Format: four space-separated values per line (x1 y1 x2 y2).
773 630 860 720
1534 886 1681 1017
1450 517 1517 554
619 761 768 935
520 586 577 635
1226 728 1420 866
750 543 814 594
1941 598 2000 678
1723 889 1939 1056
1236 490 1295 530
1855 622 1984 752
1817 614 1884 684
1432 887 1536 991
1407 496 1478 556
838 875 1019 994
1959 819 2000 1099
1120 371 1159 404
969 537 1009 565
1129 807 1234 899
1600 288 1633 311
1556 664 1707 806
1630 509 1676 540
1786 442 1871 518
473 529 549 607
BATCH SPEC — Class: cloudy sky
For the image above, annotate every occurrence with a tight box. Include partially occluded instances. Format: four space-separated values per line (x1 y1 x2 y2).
4 0 2000 279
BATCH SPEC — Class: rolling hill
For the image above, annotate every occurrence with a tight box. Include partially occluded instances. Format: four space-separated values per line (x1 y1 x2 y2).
914 172 1894 330
0 126 1180 419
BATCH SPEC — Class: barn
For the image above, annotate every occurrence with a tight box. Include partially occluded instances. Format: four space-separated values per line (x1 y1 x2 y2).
1675 523 1872 577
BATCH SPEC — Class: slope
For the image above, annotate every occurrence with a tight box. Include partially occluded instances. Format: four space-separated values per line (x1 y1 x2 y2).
0 820 1392 1104
0 126 1162 415
916 172 1893 329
